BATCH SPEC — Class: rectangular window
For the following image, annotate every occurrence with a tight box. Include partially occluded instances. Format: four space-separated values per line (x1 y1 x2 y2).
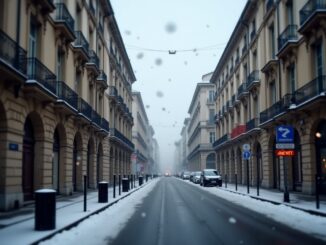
287 63 296 93
270 80 276 104
56 49 65 81
208 91 215 102
269 24 275 59
286 0 294 25
315 42 323 77
209 132 216 143
29 17 38 58
209 109 215 124
75 70 82 95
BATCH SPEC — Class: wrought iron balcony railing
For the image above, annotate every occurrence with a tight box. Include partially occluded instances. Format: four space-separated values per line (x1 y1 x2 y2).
293 75 326 105
100 118 110 133
108 86 118 97
87 50 99 68
278 25 298 51
26 57 56 94
300 0 326 25
97 70 107 82
0 29 27 74
78 97 92 120
247 70 260 88
213 134 228 148
259 94 292 124
56 81 78 109
237 83 248 99
246 117 259 131
54 3 75 34
91 109 101 127
74 31 89 56
110 128 134 149
231 94 236 106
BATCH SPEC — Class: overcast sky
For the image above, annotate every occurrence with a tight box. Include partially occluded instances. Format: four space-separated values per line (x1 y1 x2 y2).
110 0 247 172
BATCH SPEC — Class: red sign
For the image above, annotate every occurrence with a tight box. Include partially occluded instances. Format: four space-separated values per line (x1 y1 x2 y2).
275 150 295 157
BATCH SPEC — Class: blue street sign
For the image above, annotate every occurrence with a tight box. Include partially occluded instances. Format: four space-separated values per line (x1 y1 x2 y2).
243 151 251 160
276 125 294 143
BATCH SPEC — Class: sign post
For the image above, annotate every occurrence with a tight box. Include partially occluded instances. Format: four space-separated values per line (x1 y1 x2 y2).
276 126 294 203
243 144 251 194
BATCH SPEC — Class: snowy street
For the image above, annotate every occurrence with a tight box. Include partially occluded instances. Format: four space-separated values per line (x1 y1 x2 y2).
40 177 325 245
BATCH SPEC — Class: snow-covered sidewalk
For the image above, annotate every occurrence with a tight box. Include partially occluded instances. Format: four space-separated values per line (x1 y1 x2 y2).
181 178 326 242
0 178 158 245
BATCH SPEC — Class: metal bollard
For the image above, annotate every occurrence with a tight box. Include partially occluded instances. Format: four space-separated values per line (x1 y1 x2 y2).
84 175 87 212
122 178 129 192
119 175 121 195
235 174 238 191
139 176 143 186
35 189 56 230
98 181 108 203
113 175 116 198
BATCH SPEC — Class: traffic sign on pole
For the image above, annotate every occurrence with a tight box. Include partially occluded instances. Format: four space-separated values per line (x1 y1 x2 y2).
243 144 250 151
243 151 251 160
276 126 294 143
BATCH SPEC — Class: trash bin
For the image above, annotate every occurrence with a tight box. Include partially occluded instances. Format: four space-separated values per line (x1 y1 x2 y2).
98 181 108 203
35 189 56 231
139 176 143 186
122 178 129 192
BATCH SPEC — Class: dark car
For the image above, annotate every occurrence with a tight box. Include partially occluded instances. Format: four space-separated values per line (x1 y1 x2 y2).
200 169 222 187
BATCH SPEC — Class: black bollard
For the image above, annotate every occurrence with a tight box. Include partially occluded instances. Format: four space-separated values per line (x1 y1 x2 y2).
235 174 238 191
119 175 121 195
113 175 116 198
84 175 87 212
98 181 108 203
316 174 320 209
35 189 56 230
225 174 227 188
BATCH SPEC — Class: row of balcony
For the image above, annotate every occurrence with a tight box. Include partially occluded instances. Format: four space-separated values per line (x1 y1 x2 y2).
110 128 134 150
0 29 110 134
260 75 326 124
108 86 133 120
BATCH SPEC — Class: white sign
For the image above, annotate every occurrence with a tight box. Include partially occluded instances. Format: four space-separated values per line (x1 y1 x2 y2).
275 143 295 149
243 144 250 151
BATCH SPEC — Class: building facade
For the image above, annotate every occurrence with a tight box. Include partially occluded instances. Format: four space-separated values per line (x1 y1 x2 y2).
131 91 158 175
187 82 216 171
211 0 326 195
0 0 135 211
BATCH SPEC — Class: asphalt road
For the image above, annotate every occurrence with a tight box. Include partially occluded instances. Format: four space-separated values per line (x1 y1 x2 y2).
110 177 324 245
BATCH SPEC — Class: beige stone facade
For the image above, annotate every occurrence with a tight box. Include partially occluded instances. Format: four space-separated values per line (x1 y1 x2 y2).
186 82 216 171
0 0 135 211
211 0 326 195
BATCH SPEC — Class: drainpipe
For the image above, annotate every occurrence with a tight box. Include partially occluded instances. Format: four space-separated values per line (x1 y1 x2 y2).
15 0 21 67
276 0 282 101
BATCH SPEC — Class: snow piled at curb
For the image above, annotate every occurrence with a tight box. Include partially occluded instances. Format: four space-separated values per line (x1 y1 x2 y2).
41 179 160 245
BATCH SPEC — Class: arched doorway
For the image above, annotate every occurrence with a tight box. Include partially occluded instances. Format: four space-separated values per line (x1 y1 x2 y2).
52 129 60 193
315 120 326 194
23 117 35 201
206 153 216 169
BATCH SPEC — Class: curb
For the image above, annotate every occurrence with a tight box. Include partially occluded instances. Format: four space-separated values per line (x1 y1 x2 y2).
218 187 326 217
31 179 156 245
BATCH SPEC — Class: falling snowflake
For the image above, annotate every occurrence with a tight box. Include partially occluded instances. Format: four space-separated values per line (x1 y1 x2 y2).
155 58 163 66
136 52 144 59
156 91 164 98
165 22 177 34
124 30 131 35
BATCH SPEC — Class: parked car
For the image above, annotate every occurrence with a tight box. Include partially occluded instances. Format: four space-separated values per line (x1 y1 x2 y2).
200 169 222 187
193 171 201 184
182 171 191 180
189 172 196 182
